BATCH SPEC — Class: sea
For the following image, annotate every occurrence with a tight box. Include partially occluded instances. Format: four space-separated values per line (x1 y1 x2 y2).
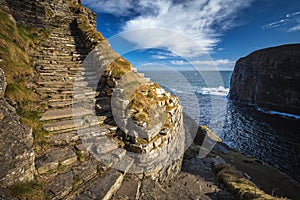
141 69 300 183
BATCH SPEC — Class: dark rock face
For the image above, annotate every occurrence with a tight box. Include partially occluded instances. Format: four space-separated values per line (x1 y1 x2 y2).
0 69 35 187
229 44 300 115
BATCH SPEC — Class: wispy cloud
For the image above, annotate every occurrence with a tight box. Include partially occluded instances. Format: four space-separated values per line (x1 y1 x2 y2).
151 51 176 59
288 24 300 32
286 12 300 18
152 55 169 59
83 0 255 58
83 0 135 16
263 11 300 32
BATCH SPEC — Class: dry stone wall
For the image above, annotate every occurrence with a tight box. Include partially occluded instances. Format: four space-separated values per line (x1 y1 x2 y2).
77 17 185 180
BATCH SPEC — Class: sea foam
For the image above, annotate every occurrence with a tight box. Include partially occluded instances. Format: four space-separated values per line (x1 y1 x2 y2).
198 86 229 96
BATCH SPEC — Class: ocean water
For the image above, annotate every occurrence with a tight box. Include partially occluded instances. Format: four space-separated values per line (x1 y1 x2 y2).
141 70 300 183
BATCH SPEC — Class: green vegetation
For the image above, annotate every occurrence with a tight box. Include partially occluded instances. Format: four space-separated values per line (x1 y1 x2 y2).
129 84 160 125
9 181 45 200
75 150 85 162
0 10 49 148
107 57 132 79
128 83 176 131
77 14 105 42
0 11 33 81
216 164 286 200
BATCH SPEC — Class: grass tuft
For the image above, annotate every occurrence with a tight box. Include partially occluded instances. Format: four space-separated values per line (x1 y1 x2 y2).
77 13 105 44
106 57 132 79
0 9 49 148
216 164 287 200
9 181 45 200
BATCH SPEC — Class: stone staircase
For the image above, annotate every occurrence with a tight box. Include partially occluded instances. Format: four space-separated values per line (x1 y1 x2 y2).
32 8 132 200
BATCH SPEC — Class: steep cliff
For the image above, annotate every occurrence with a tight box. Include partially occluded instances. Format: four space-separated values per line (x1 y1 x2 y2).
229 44 300 115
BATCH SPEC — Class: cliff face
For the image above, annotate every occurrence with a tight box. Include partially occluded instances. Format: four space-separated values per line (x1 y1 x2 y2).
229 44 300 115
0 69 35 187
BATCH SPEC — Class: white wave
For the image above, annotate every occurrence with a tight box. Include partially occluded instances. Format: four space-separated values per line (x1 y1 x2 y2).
257 108 300 119
199 86 229 96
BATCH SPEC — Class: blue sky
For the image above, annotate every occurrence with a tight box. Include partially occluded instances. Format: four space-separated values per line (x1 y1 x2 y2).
82 0 300 71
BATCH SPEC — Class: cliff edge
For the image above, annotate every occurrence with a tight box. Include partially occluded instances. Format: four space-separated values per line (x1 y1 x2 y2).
229 44 300 115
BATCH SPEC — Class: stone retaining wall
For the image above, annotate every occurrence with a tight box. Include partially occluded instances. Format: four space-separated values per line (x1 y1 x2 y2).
76 10 185 181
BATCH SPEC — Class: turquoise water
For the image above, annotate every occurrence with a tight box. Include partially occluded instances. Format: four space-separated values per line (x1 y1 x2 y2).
141 70 300 182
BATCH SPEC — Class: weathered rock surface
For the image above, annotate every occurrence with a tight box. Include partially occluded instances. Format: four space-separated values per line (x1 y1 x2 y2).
0 69 35 187
229 44 300 115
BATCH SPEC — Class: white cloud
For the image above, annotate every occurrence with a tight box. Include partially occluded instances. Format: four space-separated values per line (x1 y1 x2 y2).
286 12 300 18
83 0 135 16
263 19 289 29
263 11 300 32
288 25 300 32
152 55 169 59
83 0 255 58
171 60 188 65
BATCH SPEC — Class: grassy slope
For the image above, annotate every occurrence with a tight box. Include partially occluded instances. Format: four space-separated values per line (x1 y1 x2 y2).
0 10 49 148
0 9 48 199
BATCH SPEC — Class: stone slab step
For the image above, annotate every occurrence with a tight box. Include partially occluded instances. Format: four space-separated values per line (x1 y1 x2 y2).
47 94 96 103
74 169 124 200
45 171 74 200
48 99 95 108
49 101 73 108
45 131 79 146
41 108 94 121
43 119 79 132
36 147 77 175
112 174 141 200
43 117 101 133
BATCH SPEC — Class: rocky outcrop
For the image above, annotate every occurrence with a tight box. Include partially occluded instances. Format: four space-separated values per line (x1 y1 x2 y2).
0 68 6 98
0 69 35 187
229 44 300 115
1 0 47 27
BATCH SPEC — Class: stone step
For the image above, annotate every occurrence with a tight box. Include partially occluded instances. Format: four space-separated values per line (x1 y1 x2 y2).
35 147 78 175
41 107 94 121
46 94 96 103
43 117 101 133
37 87 97 95
37 81 81 87
49 100 74 108
38 68 90 74
112 174 141 200
74 158 133 200
74 169 123 200
43 119 82 132
45 131 79 146
37 60 83 65
35 55 81 61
